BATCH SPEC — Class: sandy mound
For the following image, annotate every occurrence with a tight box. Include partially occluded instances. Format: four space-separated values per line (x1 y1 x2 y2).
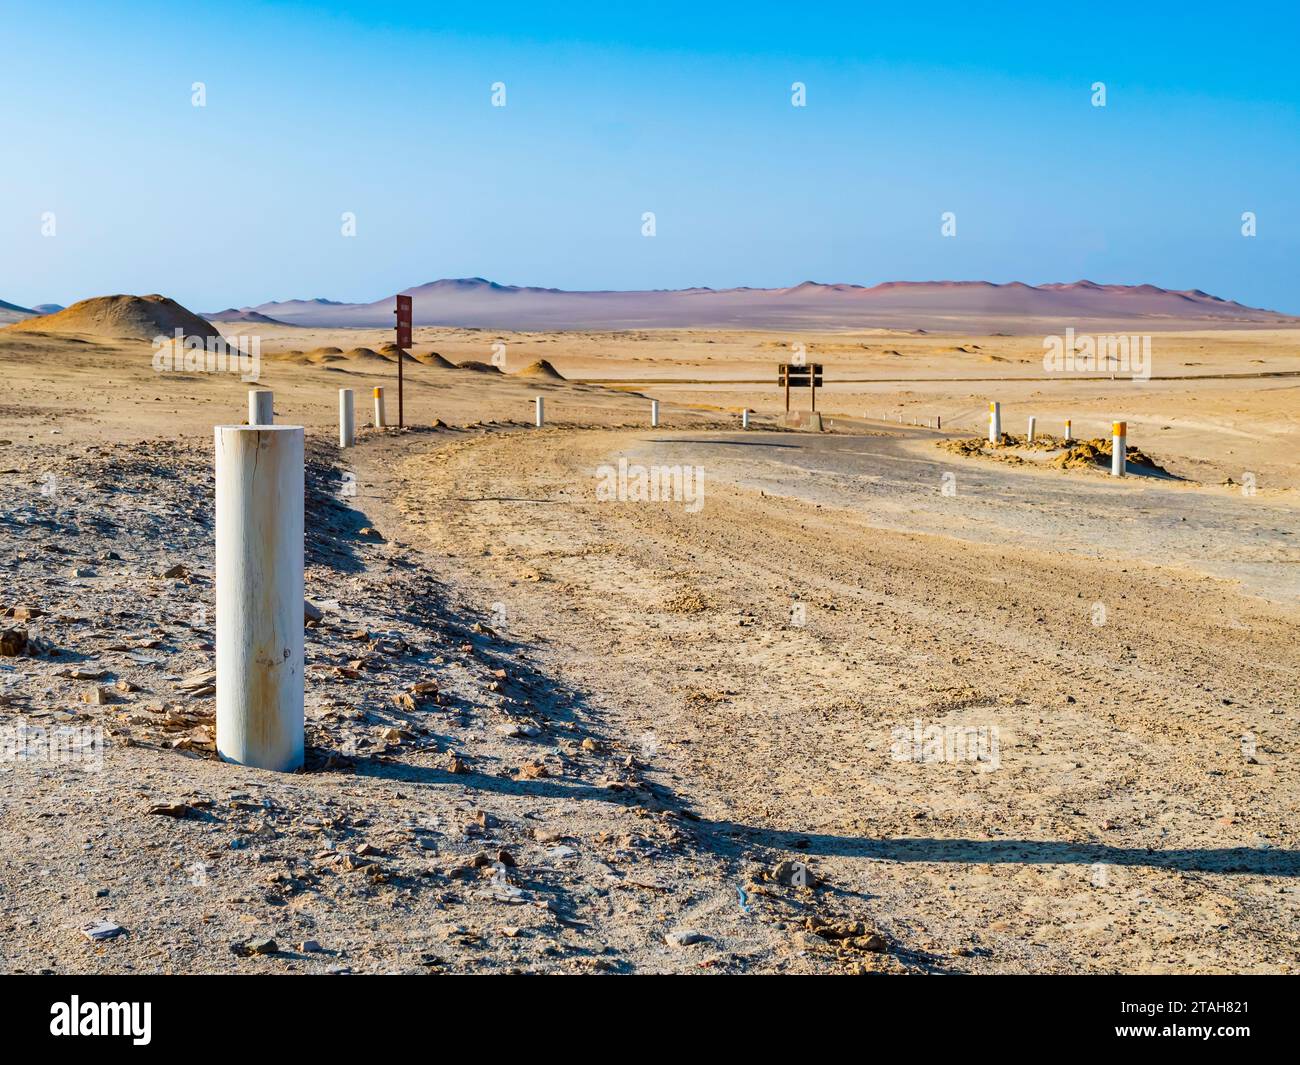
1052 438 1170 474
515 358 565 380
413 350 456 368
457 360 503 374
8 294 221 342
375 342 423 364
343 347 393 366
937 437 988 458
939 434 1171 476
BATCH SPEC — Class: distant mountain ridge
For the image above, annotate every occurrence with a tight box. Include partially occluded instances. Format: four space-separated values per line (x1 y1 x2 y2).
235 278 1298 332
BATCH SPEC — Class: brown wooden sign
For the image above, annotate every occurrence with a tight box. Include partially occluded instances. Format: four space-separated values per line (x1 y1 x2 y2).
395 294 413 348
394 294 412 428
778 363 823 387
779 362 823 413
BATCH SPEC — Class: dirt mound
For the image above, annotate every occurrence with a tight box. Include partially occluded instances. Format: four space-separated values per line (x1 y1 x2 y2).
414 350 456 368
937 437 988 458
8 294 220 342
1052 438 1169 474
340 351 390 369
375 343 422 364
457 360 503 374
515 359 565 380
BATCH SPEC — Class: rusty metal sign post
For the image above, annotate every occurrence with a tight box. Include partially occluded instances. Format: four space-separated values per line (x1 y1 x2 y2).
778 363 823 412
394 294 413 428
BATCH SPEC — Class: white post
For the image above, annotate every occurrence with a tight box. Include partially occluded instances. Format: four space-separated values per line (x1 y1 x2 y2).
742 409 750 429
1064 419 1072 442
1112 421 1127 477
248 390 274 426
338 388 355 448
988 402 1001 444
534 396 545 428
1027 416 1036 443
373 386 386 429
650 399 660 428
214 426 304 772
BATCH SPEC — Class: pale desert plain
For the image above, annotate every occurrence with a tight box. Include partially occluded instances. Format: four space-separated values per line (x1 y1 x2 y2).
0 289 1297 974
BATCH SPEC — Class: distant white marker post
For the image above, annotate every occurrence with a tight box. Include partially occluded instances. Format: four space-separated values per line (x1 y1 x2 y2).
651 399 660 428
1065 419 1072 442
1112 421 1127 477
338 389 355 447
373 386 386 429
248 390 273 427
988 402 1001 444
1027 416 1036 443
742 409 750 429
534 396 545 428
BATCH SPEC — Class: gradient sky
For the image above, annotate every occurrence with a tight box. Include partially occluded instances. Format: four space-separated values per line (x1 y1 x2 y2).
3 1 1297 312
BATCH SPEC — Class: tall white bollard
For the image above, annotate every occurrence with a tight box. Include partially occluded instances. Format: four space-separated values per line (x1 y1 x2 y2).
373 386 386 429
534 396 545 428
1027 416 1037 443
338 389 355 448
248 390 274 426
214 426 304 772
650 399 660 428
988 402 1001 444
742 409 750 429
1064 419 1072 442
1111 421 1127 477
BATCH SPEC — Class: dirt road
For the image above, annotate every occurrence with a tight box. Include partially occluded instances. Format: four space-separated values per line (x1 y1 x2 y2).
385 423 1300 973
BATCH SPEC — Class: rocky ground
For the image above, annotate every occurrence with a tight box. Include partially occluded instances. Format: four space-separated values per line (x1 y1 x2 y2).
0 429 904 974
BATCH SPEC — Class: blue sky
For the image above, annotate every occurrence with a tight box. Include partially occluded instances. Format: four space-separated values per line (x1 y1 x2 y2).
3 1 1297 311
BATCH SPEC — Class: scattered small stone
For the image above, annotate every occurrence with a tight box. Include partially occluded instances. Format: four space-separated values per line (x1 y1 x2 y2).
666 929 708 947
231 936 278 957
0 629 28 657
81 920 126 942
146 802 195 819
772 859 818 887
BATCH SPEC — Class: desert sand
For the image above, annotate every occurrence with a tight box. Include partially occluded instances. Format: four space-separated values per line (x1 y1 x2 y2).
0 310 1296 973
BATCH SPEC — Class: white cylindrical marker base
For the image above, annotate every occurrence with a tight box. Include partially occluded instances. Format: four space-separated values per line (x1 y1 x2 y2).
373 386 386 429
650 399 659 428
534 396 545 427
1065 419 1072 442
339 389 355 447
248 390 274 426
742 409 750 429
1112 422 1127 477
1027 416 1036 443
988 402 1001 444
214 426 304 772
